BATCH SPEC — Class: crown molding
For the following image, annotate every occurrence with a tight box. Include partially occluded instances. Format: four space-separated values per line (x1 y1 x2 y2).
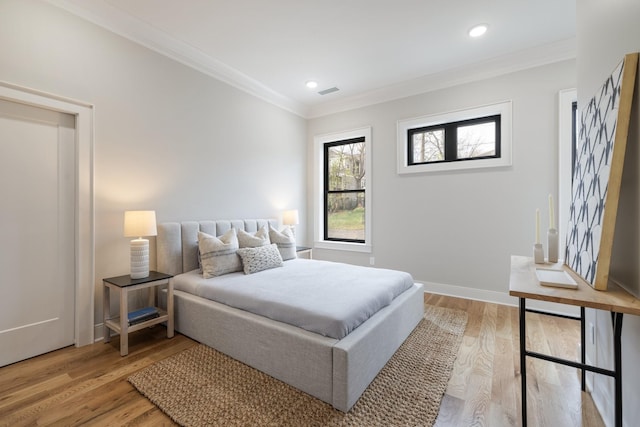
45 1 574 120
45 0 309 117
307 38 577 118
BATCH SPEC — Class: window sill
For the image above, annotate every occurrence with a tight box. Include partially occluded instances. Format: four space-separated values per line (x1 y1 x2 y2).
314 241 372 253
398 156 511 174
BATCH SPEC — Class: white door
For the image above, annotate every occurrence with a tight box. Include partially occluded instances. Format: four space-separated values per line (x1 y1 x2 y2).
0 98 76 367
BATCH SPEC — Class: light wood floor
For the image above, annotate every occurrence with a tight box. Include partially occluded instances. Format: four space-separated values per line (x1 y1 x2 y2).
0 294 604 426
427 294 604 427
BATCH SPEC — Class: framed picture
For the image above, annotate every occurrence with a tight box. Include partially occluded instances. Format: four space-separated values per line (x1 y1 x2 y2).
565 53 638 290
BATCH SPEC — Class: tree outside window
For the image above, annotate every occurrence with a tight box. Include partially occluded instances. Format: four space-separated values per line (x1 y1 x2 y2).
324 137 366 242
408 115 500 165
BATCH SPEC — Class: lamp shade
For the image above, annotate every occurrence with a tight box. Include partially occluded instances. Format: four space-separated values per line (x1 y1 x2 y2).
282 209 299 226
124 210 157 238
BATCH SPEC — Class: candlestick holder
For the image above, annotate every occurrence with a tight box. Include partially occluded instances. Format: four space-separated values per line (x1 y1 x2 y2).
533 243 545 264
547 228 558 263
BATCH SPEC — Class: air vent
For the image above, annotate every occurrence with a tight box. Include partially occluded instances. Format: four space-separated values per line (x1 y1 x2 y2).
318 87 339 95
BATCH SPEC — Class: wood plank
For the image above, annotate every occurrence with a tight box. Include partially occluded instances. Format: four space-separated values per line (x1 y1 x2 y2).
0 373 72 411
527 313 561 386
495 303 513 340
0 343 101 389
445 335 475 399
459 372 492 426
490 336 517 423
472 303 496 378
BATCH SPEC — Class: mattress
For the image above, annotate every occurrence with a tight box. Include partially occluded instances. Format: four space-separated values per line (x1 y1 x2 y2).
171 258 414 339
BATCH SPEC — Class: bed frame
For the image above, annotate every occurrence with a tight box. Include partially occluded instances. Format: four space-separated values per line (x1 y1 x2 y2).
157 219 424 412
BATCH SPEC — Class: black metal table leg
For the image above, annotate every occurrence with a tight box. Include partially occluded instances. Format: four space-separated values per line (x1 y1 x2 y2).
581 306 586 391
612 312 623 427
520 297 527 427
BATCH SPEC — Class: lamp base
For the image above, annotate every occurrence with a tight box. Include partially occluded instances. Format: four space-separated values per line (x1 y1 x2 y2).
130 238 150 279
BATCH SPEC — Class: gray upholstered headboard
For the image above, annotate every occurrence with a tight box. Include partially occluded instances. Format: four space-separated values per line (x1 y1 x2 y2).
157 219 278 276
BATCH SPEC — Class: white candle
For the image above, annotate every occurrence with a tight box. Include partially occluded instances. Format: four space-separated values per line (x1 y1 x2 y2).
549 194 555 230
536 208 540 244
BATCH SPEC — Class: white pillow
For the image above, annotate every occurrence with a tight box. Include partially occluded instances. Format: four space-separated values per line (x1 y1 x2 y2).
268 225 297 261
237 226 270 248
236 244 283 275
198 229 242 278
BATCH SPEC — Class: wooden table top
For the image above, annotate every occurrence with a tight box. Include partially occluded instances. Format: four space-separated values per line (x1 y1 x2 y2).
509 255 640 315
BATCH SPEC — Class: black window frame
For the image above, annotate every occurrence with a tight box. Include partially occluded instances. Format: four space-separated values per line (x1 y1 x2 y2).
407 114 501 166
323 136 366 244
571 101 577 182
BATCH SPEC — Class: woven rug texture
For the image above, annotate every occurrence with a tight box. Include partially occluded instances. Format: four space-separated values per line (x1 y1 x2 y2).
128 305 467 426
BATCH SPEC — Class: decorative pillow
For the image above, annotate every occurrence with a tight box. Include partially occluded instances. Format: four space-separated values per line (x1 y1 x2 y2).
198 229 242 278
236 244 283 275
268 225 297 261
237 226 270 248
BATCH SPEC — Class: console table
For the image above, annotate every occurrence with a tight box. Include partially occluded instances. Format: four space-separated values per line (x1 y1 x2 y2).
509 255 640 427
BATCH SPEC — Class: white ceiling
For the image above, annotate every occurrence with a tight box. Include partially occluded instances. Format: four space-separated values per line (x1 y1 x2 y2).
47 0 576 117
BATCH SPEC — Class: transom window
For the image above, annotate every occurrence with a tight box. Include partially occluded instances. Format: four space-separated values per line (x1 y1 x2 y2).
397 101 512 174
408 115 500 165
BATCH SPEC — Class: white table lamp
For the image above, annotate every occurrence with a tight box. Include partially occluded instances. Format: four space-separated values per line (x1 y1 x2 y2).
124 210 157 279
283 209 299 235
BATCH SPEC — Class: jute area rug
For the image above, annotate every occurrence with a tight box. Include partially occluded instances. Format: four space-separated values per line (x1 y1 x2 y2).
128 305 467 426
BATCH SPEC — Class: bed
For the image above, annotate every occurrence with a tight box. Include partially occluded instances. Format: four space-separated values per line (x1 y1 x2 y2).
157 219 424 412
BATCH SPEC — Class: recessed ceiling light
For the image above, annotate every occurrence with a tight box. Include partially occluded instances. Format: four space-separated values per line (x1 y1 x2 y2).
306 80 318 89
468 24 488 38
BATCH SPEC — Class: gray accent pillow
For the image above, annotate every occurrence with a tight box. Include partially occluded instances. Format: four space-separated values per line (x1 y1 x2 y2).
236 244 284 275
237 226 270 248
198 229 242 278
268 225 297 261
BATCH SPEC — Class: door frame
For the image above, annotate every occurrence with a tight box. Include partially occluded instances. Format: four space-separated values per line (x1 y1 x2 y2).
0 81 94 347
558 88 577 257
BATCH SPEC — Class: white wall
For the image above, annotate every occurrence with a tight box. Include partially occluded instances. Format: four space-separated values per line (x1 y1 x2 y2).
307 60 576 303
577 1 640 426
0 0 307 333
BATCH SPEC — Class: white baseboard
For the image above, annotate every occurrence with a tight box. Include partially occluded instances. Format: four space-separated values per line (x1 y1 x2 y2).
419 280 580 317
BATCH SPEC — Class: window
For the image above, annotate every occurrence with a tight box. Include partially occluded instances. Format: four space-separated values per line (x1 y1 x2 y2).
408 115 500 165
314 127 371 252
397 101 512 174
325 137 366 242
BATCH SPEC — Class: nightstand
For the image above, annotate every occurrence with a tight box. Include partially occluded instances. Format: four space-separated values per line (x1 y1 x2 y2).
296 246 312 259
103 271 173 356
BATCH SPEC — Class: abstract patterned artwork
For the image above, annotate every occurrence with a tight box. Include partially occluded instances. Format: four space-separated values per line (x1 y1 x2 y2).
565 53 638 290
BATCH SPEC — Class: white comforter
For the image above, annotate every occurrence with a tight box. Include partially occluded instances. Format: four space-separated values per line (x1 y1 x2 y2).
172 258 414 339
